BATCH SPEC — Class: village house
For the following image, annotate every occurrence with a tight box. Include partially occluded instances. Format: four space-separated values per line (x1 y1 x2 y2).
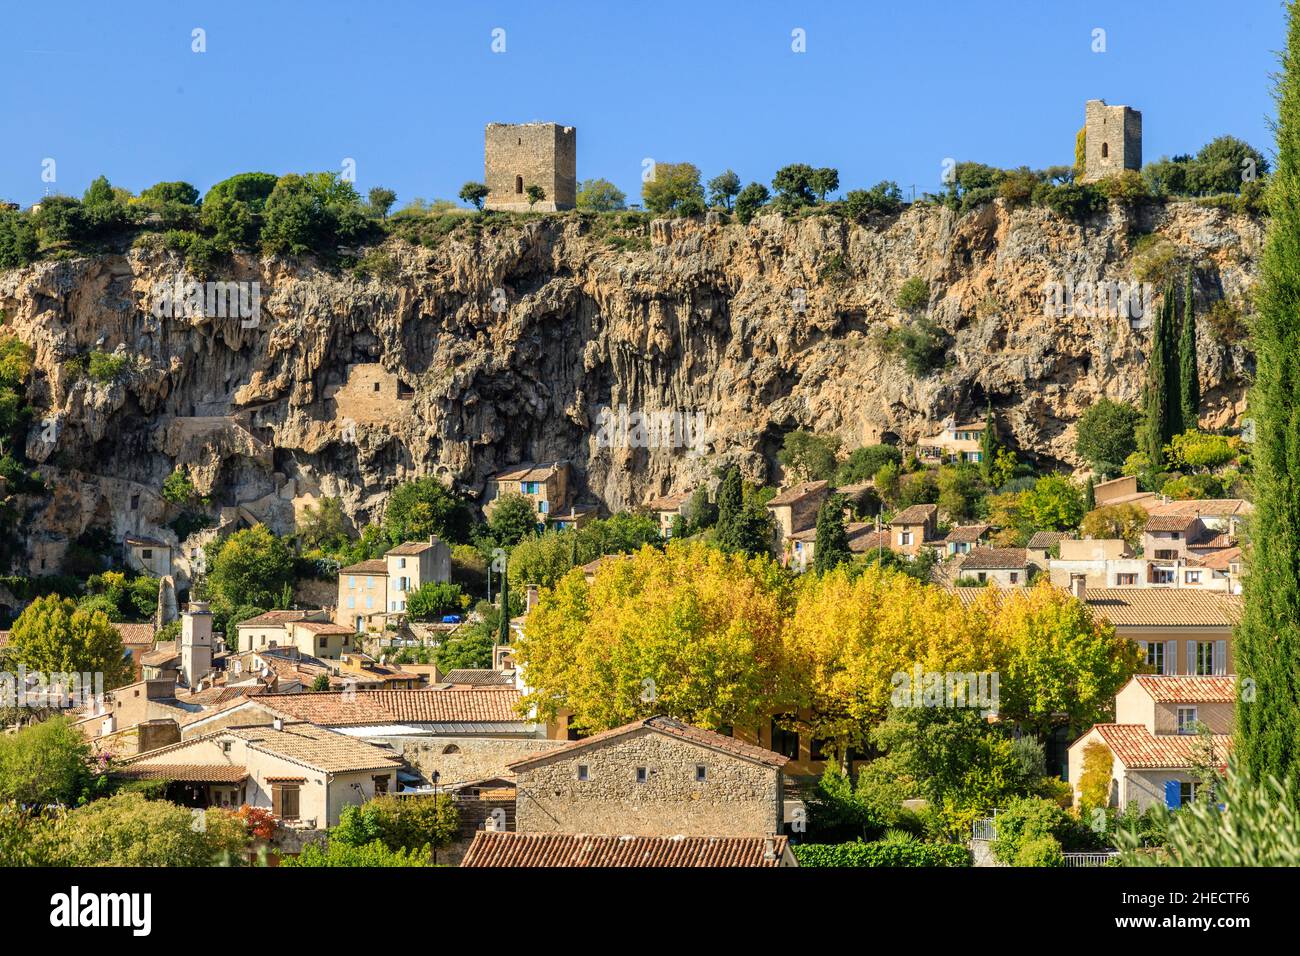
788 522 887 572
916 417 986 464
1145 497 1253 537
644 491 692 538
1092 475 1157 509
236 610 329 653
335 536 452 632
507 715 789 838
1080 585 1239 676
484 462 573 529
461 831 796 867
124 534 172 578
766 480 831 559
944 524 992 557
1067 675 1234 811
1048 538 1147 589
958 547 1034 586
889 503 940 557
116 720 402 826
1026 530 1067 565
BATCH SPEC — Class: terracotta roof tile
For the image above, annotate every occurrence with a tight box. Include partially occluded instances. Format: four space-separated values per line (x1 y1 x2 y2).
493 462 562 482
960 547 1030 570
1092 724 1233 769
461 832 790 868
644 492 691 511
442 669 514 686
1083 589 1242 627
386 540 437 556
115 764 249 783
767 480 830 507
508 715 788 771
112 623 157 646
1198 546 1242 571
140 642 179 666
1027 531 1067 550
340 559 388 575
1145 514 1200 532
262 688 526 725
945 524 991 544
1148 498 1253 518
1133 675 1237 703
237 610 318 627
890 504 937 526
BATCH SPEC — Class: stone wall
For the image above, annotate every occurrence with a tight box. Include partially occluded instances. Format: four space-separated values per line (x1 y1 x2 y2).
484 123 576 212
1083 100 1142 182
328 363 413 424
514 728 782 836
377 735 566 787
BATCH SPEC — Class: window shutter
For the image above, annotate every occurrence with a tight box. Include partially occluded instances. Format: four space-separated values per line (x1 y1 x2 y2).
1186 641 1196 676
1214 641 1227 676
271 785 283 817
1164 641 1176 675
1164 779 1182 809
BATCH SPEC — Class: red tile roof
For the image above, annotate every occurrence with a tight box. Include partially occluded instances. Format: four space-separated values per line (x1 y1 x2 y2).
237 610 319 628
340 559 388 575
114 764 250 783
767 480 830 507
890 503 937 526
262 688 526 726
508 715 789 771
960 547 1030 570
1092 724 1233 769
1198 546 1242 571
1133 675 1237 703
945 524 991 544
1083 589 1242 627
461 832 790 868
1145 514 1200 532
386 540 437 556
112 623 157 646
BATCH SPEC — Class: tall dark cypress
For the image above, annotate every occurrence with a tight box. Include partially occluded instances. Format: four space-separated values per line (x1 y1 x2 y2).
497 554 511 644
1237 0 1300 791
812 498 850 573
1178 267 1201 431
979 401 997 482
1143 284 1173 470
1162 281 1184 439
715 465 743 548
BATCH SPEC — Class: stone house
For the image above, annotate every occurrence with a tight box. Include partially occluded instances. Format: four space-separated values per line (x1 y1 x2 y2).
916 418 986 464
644 492 691 538
484 462 572 529
508 715 789 837
787 522 887 572
116 720 402 826
958 547 1033 586
1067 675 1232 811
1092 475 1156 509
124 534 172 578
889 503 939 556
1081 99 1142 183
944 524 991 557
334 536 452 631
766 480 831 559
236 610 329 653
483 122 577 212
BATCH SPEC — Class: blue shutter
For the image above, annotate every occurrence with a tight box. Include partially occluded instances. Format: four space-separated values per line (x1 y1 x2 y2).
1165 779 1182 809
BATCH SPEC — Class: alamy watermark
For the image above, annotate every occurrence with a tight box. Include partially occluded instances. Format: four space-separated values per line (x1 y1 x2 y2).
1043 278 1155 328
151 275 261 328
890 664 999 715
593 404 709 454
1 667 104 710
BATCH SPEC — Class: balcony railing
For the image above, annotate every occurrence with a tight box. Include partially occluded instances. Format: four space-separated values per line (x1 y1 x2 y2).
1062 851 1119 867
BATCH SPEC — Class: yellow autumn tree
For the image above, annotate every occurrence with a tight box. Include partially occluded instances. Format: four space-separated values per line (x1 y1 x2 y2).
515 541 797 734
786 565 991 754
973 581 1142 736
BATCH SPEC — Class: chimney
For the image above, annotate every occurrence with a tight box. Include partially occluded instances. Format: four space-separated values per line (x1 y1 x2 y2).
1069 573 1087 602
526 584 540 613
272 717 284 732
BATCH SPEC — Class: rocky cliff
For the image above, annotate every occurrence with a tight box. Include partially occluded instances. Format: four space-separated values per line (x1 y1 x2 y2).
0 198 1260 575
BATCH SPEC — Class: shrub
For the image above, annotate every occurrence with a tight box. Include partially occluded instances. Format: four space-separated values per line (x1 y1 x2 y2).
1039 181 1106 220
280 839 427 867
1131 235 1182 286
331 794 458 854
405 581 466 620
842 181 904 220
895 276 930 312
878 317 947 376
793 840 970 867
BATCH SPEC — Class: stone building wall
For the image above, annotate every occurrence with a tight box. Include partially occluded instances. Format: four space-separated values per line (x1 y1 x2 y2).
329 363 413 424
1083 100 1142 182
484 123 576 212
514 728 783 835
382 735 565 787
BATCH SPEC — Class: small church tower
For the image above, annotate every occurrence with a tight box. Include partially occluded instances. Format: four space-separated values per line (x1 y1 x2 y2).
1082 99 1142 182
180 600 213 689
483 122 577 212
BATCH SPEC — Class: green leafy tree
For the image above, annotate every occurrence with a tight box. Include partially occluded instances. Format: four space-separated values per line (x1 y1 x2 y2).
332 794 458 854
733 182 770 224
706 169 741 210
842 181 904 221
809 167 840 203
367 187 397 218
1020 475 1085 532
778 430 841 482
488 493 540 547
458 182 489 210
812 497 850 573
6 595 131 689
642 162 704 215
435 625 497 671
206 524 296 613
297 497 352 553
1075 398 1141 477
979 402 998 482
405 581 465 620
1083 475 1096 511
0 717 96 806
525 185 545 209
1237 0 1300 793
715 466 743 542
383 478 473 545
0 210 39 268
771 163 817 209
834 444 902 485
201 171 278 248
576 178 626 211
282 839 426 867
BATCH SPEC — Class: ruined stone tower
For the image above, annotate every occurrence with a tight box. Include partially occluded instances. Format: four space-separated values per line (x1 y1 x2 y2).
484 122 576 212
1082 99 1142 182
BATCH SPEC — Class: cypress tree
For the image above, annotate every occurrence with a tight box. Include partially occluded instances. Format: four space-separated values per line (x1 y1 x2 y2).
497 554 511 644
1237 0 1300 792
979 401 997 482
813 497 851 573
1143 285 1173 470
715 465 743 547
1178 267 1201 431
1162 281 1184 439
1084 475 1096 512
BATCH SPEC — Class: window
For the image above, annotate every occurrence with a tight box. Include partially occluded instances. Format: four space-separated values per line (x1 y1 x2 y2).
1152 569 1174 584
347 596 355 609
141 548 152 560
515 175 523 194
130 495 139 511
1144 641 1164 673
365 596 373 609
366 576 374 588
1185 570 1202 584
373 775 389 795
1009 572 1019 584
319 637 327 649
220 741 232 753
977 572 987 583
770 719 799 760
810 738 832 762
272 784 301 820
1195 642 1215 676
635 767 648 783
1155 550 1178 561
695 765 707 782
576 764 588 781
1177 706 1199 734
1116 573 1137 586
399 558 406 569
538 500 549 514
1101 142 1110 158
348 576 355 589
1179 781 1196 804
900 531 913 546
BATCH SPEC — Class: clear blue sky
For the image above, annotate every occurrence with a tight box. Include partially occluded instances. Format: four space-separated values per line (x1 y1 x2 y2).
0 0 1284 207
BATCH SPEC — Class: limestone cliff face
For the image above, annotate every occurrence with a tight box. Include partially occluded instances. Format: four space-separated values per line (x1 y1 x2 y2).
0 199 1260 574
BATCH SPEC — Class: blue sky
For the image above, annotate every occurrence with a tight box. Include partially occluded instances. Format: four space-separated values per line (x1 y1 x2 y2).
0 0 1284 207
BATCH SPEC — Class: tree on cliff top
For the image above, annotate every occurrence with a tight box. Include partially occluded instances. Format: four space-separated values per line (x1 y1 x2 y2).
1236 0 1300 794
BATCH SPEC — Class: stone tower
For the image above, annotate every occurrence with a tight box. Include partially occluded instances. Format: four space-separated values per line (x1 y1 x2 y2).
1082 99 1142 182
180 600 213 689
484 122 576 212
